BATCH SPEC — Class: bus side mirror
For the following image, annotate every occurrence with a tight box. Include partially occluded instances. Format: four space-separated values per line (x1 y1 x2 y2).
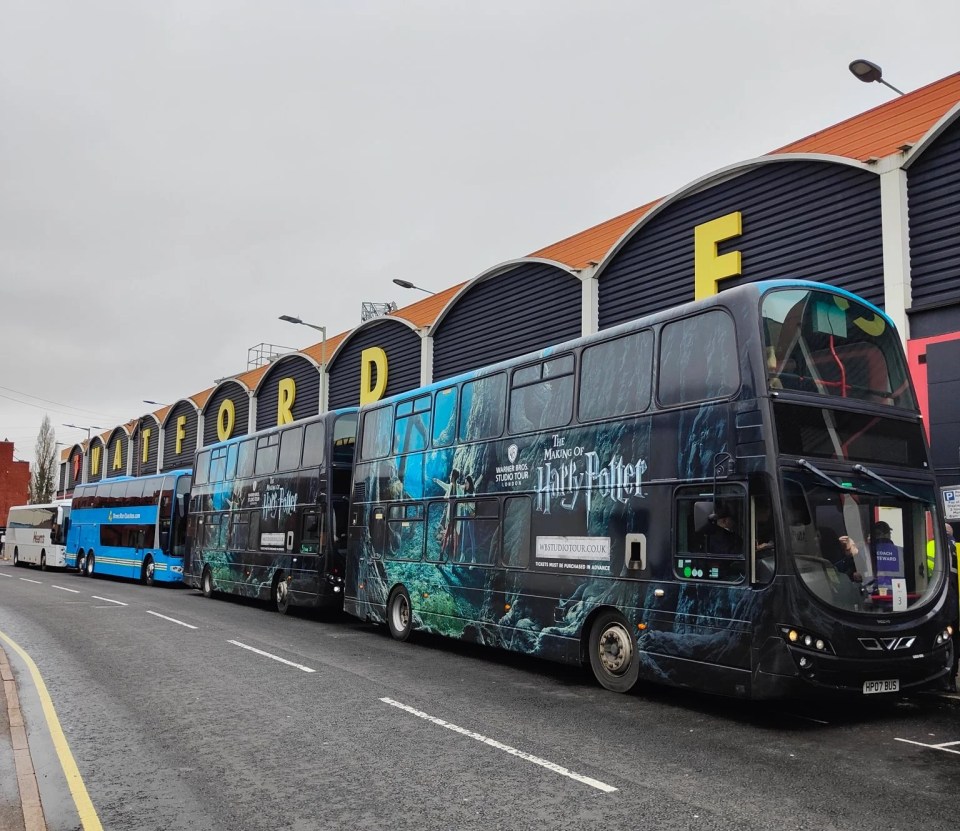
694 501 716 534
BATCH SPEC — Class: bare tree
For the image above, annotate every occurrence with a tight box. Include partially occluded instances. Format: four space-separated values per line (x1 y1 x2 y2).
30 416 58 504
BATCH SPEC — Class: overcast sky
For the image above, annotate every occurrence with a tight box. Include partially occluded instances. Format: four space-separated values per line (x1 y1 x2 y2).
2 1 959 465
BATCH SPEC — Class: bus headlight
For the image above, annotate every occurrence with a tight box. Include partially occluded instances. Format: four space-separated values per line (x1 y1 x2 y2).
935 627 954 646
780 625 834 654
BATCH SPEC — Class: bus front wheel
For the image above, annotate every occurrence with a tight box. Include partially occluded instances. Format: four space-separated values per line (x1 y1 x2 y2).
201 567 214 598
85 553 95 578
141 557 155 586
588 611 639 693
12 547 19 567
272 573 291 615
387 587 413 642
40 552 46 571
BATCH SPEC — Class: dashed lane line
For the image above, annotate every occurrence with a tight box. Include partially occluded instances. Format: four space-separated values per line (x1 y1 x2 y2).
19 578 42 584
52 585 80 594
894 738 960 755
227 640 316 673
145 611 197 630
90 596 127 606
381 697 618 794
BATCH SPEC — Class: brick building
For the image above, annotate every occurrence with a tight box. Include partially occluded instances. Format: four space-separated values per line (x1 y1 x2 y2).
0 440 31 536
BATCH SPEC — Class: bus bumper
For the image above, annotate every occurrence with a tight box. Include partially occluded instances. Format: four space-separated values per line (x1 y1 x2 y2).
753 637 954 699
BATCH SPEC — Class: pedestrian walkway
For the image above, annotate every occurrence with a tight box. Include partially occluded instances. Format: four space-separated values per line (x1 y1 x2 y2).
0 644 47 831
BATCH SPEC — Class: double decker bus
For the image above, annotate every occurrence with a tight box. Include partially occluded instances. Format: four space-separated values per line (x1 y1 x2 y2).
66 471 192 584
345 280 958 698
5 501 71 570
185 408 357 613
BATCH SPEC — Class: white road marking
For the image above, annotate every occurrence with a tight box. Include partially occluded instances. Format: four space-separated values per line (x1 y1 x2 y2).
0 572 11 578
227 640 316 673
19 578 42 584
146 610 197 630
894 738 960 756
52 585 80 594
380 697 618 794
91 596 127 606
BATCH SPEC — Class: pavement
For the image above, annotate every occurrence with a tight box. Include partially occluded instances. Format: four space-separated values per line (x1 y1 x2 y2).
0 642 47 831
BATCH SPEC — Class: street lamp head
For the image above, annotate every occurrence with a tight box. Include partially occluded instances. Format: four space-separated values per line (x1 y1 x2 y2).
848 58 905 96
849 59 883 83
392 278 436 295
278 315 303 325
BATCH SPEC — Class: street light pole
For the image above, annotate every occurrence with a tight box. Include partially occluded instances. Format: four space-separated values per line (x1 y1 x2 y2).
279 316 327 411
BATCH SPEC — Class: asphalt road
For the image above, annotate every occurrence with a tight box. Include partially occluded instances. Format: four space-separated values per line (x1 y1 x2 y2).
1 558 959 831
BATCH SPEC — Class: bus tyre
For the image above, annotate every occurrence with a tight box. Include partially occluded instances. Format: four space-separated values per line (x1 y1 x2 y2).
141 557 155 587
387 587 413 642
85 553 95 578
201 567 214 598
12 547 19 567
76 553 86 574
588 611 639 693
272 574 291 615
40 552 47 571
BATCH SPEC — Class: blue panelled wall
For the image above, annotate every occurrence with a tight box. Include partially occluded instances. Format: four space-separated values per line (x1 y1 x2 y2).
432 262 582 382
328 318 422 409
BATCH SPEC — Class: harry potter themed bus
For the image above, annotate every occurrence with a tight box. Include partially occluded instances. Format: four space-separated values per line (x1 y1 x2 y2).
344 280 958 699
185 408 357 613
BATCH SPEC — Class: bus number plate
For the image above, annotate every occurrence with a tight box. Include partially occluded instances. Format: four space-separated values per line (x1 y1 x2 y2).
863 679 899 694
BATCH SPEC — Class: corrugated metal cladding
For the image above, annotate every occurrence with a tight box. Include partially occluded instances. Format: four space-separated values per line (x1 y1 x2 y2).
907 116 960 316
67 448 82 491
58 464 65 494
203 382 250 446
162 401 199 472
432 262 582 382
255 356 321 431
87 438 105 483
105 430 129 478
598 161 883 329
134 417 159 476
328 320 422 409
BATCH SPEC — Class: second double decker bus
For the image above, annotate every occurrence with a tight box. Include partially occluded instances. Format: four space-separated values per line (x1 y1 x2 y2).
185 407 357 613
66 471 192 584
345 280 958 699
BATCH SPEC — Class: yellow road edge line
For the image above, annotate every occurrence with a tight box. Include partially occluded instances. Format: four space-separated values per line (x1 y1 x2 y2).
0 629 104 831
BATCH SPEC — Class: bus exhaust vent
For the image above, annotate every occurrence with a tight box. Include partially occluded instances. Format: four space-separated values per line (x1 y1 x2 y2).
353 482 367 502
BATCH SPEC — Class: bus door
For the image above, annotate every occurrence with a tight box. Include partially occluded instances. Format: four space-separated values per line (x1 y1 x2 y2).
668 484 754 683
291 507 323 599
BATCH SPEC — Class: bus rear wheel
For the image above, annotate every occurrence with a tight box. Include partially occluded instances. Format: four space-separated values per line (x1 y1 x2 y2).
588 611 639 693
200 567 214 598
387 587 413 642
40 552 46 571
12 547 19 567
141 557 155 586
85 553 95 578
272 574 291 615
76 552 86 574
